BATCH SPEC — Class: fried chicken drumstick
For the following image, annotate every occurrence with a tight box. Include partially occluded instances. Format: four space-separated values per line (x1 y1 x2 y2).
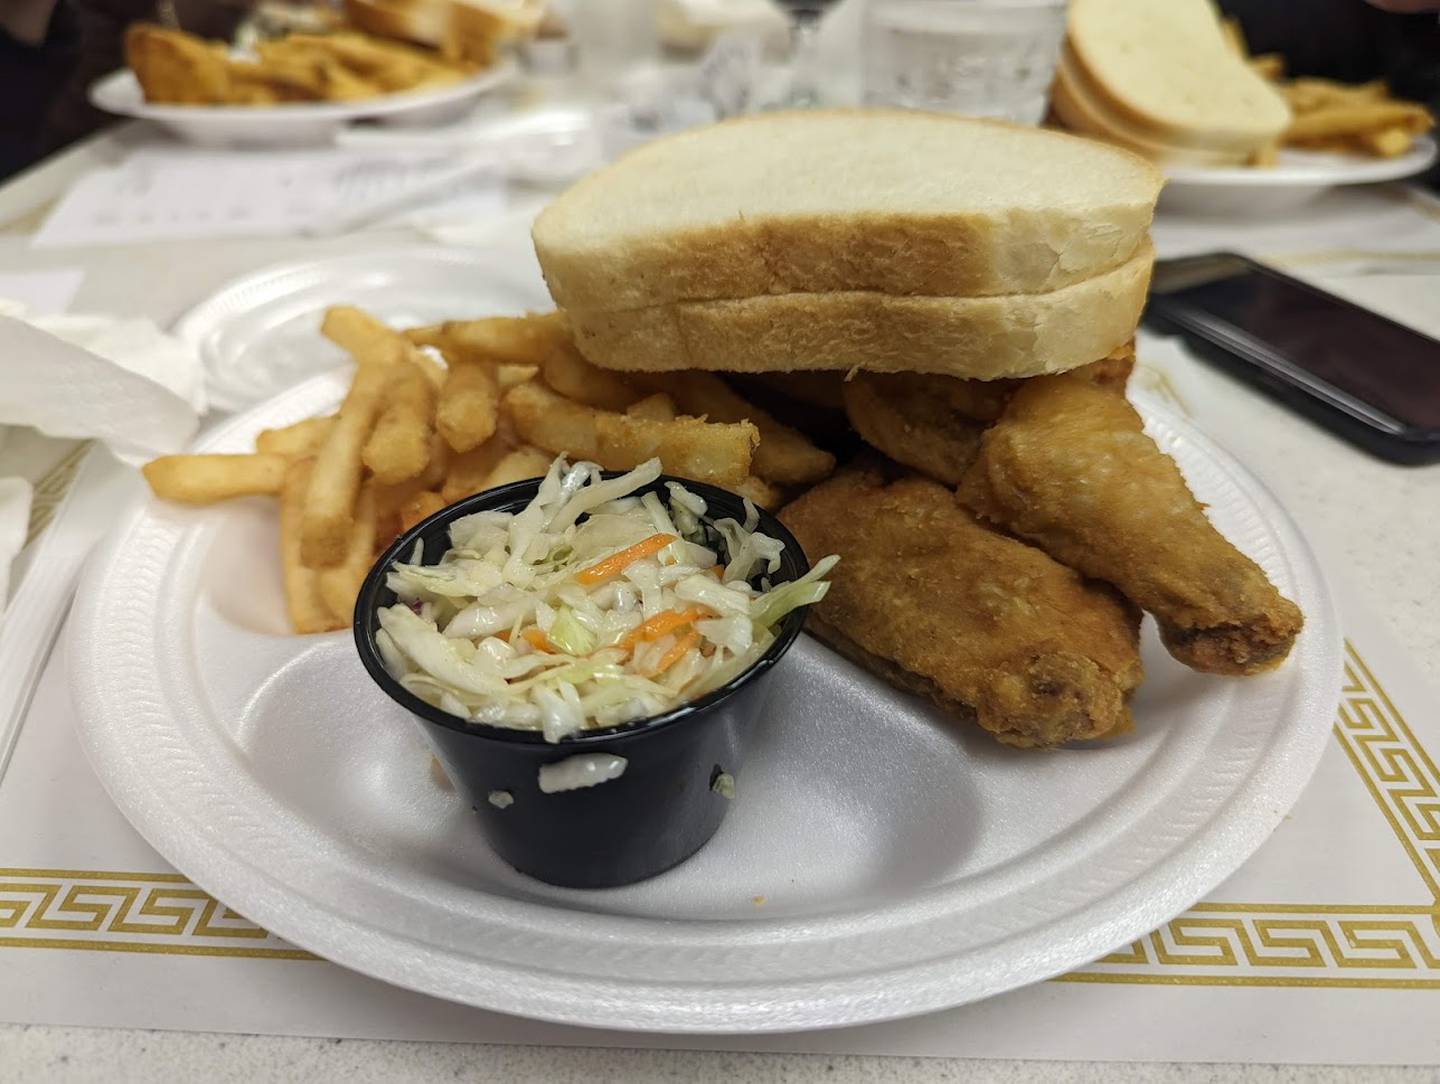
959 374 1303 675
780 467 1143 748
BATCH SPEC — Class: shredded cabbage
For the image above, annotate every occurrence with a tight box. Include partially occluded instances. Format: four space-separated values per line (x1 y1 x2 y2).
375 455 836 741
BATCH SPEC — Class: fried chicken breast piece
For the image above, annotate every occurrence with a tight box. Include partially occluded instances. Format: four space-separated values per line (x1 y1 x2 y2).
840 341 1137 484
780 467 1143 749
958 374 1303 675
842 372 988 485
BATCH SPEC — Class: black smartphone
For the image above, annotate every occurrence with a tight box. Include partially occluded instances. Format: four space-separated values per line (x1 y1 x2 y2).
1143 252 1440 464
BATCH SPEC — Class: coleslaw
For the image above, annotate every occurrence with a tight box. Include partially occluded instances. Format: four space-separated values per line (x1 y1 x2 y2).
374 456 836 742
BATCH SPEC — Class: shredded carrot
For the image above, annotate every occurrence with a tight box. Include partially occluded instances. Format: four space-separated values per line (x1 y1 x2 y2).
710 564 726 578
575 533 677 585
648 629 700 677
521 627 553 653
617 607 707 652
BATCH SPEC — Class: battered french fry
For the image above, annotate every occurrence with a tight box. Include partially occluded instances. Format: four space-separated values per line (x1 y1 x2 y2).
540 341 639 411
399 491 447 532
1359 126 1414 157
630 371 835 485
498 364 538 390
480 446 554 490
321 306 407 366
302 363 389 568
405 312 570 366
1249 54 1284 82
1248 142 1280 167
732 475 784 511
363 365 436 484
256 416 336 458
441 428 516 503
280 459 343 634
505 382 757 486
626 393 677 422
317 481 378 622
373 433 451 540
142 453 288 504
436 359 500 452
1287 101 1432 143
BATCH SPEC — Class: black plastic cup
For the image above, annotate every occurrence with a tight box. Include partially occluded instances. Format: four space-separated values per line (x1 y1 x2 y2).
353 473 813 889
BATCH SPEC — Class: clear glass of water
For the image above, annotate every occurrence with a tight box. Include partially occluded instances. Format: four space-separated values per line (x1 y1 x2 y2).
862 0 1068 124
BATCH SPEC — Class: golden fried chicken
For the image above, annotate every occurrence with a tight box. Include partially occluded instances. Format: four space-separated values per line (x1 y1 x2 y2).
959 374 1303 675
780 467 1143 749
840 342 1137 484
126 24 232 104
842 372 987 485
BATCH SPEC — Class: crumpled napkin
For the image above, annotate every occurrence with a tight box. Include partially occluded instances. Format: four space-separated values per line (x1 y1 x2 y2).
0 309 201 465
0 304 203 605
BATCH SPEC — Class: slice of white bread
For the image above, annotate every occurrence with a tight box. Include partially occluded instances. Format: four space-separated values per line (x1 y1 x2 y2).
565 241 1154 380
533 110 1162 312
1051 49 1249 167
1067 0 1290 153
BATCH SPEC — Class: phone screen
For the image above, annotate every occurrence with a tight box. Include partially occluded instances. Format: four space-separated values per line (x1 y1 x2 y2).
1150 256 1440 430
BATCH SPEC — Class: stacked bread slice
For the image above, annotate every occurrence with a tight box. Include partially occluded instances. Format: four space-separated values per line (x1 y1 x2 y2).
533 111 1162 381
1051 0 1291 166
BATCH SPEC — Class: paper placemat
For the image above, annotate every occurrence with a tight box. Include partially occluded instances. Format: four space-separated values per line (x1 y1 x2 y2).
0 574 1434 1065
32 149 504 249
1 350 1436 1066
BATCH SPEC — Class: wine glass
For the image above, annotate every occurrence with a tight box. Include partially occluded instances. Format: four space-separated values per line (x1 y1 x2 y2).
773 0 843 107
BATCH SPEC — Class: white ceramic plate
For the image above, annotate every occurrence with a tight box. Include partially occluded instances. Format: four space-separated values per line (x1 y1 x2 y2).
175 246 549 412
69 374 1342 1033
1160 136 1437 217
89 63 515 148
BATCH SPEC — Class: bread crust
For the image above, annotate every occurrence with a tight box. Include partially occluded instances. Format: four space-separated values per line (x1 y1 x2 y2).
566 242 1154 379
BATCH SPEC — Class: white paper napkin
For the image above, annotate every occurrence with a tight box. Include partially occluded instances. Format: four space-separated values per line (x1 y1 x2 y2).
0 315 199 465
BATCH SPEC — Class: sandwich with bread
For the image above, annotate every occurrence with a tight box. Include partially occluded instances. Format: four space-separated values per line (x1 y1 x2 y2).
525 109 1303 748
534 110 1162 379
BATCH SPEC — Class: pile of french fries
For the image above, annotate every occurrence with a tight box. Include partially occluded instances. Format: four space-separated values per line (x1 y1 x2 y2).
1220 19 1435 162
142 307 836 635
1275 76 1434 159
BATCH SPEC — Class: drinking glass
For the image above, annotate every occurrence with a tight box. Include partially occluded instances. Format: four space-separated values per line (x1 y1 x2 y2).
862 0 1067 124
773 0 845 106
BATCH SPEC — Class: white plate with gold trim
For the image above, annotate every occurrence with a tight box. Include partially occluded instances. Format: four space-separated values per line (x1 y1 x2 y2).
68 378 1341 1032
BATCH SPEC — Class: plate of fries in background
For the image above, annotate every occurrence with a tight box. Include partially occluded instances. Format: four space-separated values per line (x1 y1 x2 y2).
1159 30 1437 216
91 23 516 147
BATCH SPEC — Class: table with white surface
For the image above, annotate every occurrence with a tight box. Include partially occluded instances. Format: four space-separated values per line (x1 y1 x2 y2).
1 123 1439 1083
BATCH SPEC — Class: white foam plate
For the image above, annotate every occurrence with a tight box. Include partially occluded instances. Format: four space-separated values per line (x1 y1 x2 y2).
68 373 1341 1033
89 63 515 148
174 245 548 412
1160 136 1437 217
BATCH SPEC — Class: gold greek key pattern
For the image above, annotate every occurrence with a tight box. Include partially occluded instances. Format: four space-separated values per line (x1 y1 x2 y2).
0 868 314 959
1060 903 1440 988
25 441 91 546
2 649 1433 985
1064 642 1440 988
1332 645 1440 900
